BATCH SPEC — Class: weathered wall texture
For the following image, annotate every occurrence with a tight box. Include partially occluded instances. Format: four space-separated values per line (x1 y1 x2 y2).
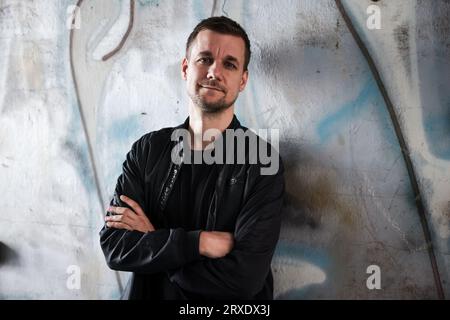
0 0 448 299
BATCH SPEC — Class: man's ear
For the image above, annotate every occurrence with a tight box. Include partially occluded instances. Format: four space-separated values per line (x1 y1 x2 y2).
181 58 188 80
239 70 249 92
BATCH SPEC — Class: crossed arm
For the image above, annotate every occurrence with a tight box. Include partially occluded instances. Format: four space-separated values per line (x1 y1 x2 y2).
105 194 234 259
99 135 284 298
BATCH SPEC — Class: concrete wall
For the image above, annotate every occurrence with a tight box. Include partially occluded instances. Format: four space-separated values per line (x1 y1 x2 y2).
0 0 448 299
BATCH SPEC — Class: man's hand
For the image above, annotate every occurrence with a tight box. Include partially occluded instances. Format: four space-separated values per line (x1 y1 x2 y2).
199 231 234 258
105 195 155 233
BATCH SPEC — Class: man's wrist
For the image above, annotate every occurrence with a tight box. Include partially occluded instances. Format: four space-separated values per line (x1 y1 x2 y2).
187 230 203 260
199 230 206 256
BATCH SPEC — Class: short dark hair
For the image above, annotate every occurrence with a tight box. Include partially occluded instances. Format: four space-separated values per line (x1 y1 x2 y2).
185 16 251 71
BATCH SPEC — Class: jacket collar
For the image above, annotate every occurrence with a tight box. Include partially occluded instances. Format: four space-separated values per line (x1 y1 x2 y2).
176 114 241 132
171 114 243 159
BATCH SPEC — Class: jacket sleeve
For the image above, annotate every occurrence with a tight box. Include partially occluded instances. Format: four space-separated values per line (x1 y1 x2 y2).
168 158 285 299
99 133 202 274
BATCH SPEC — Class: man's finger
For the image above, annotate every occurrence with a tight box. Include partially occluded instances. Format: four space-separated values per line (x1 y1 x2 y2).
105 214 135 225
120 195 145 216
107 206 138 221
108 206 127 215
106 221 133 231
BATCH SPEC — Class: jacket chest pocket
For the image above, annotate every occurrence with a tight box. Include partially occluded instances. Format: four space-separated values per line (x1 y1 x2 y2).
213 175 246 230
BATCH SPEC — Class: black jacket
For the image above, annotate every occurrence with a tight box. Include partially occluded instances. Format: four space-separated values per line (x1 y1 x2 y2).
99 115 285 299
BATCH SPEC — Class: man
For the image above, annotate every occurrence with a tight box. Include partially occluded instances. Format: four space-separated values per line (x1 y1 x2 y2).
99 16 285 300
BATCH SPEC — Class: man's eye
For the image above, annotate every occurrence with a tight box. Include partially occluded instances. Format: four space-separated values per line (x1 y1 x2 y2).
198 57 212 64
225 62 237 69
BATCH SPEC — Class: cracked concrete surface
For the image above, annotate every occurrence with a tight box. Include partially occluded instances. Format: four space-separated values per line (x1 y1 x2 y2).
0 0 449 299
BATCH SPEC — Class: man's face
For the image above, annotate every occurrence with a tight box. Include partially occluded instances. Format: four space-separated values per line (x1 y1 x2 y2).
182 30 249 113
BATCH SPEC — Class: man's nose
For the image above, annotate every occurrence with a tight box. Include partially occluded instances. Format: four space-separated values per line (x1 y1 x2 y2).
207 61 223 81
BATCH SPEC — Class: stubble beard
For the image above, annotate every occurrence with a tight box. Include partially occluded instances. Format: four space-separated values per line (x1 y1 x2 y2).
189 88 237 114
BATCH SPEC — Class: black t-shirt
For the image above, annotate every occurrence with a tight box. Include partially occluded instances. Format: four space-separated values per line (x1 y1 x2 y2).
146 149 220 300
164 148 219 231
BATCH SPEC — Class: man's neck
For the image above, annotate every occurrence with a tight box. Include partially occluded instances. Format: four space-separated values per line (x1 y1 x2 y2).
188 103 234 150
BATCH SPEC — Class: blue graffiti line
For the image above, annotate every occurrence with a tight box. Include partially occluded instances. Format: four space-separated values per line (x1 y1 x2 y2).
107 115 143 143
102 115 145 187
274 241 331 272
316 78 377 143
424 107 450 159
65 101 100 229
273 241 332 299
193 0 207 21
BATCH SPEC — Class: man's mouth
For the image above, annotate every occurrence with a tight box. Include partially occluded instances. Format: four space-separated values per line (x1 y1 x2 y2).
199 85 224 92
